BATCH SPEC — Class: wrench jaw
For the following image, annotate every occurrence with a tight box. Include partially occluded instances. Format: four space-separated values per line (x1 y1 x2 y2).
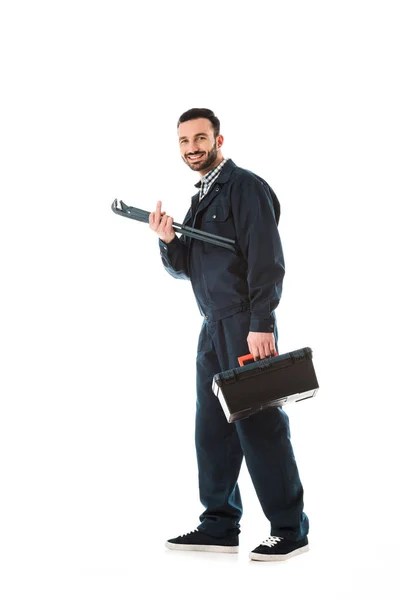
112 198 129 213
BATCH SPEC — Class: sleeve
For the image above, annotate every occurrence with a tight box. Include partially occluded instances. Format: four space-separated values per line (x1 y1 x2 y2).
159 234 190 280
231 175 285 333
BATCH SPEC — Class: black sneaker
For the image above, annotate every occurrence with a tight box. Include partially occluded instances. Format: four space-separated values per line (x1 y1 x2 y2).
165 528 239 553
249 535 309 561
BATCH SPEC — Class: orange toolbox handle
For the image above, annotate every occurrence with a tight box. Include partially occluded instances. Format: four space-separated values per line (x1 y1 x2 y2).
237 351 278 367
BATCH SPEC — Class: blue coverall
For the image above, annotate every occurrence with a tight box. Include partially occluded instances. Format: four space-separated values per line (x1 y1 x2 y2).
159 159 309 541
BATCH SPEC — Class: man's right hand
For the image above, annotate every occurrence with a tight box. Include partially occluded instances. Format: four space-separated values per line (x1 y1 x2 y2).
149 201 176 244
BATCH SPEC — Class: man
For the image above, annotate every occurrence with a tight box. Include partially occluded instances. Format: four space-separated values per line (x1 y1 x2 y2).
149 108 309 561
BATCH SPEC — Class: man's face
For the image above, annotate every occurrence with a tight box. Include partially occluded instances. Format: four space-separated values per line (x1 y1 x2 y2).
178 118 221 173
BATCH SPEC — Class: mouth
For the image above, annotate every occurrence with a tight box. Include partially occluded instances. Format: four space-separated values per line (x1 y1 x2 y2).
187 153 204 163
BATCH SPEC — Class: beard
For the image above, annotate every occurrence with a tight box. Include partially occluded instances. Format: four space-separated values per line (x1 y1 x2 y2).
183 141 218 172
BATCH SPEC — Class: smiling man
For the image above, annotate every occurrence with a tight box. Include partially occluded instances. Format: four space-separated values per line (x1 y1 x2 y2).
149 108 309 562
179 121 220 174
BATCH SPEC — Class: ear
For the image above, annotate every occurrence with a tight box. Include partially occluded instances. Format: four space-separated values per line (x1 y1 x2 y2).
217 134 224 148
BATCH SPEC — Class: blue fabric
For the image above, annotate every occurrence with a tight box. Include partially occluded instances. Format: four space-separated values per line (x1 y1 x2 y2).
159 158 309 541
159 159 283 332
194 308 309 541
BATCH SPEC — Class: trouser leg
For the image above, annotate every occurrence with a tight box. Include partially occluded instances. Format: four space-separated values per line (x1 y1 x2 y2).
210 310 309 541
195 318 243 538
235 407 309 540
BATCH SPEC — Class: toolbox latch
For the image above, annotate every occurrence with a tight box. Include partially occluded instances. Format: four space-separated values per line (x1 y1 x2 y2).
291 348 312 363
256 358 271 371
224 369 237 384
291 350 304 363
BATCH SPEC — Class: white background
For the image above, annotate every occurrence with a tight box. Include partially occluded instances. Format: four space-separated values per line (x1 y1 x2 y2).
1 0 399 598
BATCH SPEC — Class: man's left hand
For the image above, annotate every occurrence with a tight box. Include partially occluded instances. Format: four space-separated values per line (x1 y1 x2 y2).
247 331 277 360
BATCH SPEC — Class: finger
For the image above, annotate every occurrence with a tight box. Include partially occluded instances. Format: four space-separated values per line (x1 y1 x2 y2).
262 344 270 358
150 212 158 229
265 343 274 359
155 200 162 223
158 213 168 233
267 334 276 357
149 212 154 227
165 215 174 233
249 342 259 361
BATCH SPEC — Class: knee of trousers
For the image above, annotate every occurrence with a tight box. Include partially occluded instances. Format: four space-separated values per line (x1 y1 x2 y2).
235 407 291 441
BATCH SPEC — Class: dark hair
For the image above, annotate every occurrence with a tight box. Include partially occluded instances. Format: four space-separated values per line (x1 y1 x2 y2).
177 108 220 139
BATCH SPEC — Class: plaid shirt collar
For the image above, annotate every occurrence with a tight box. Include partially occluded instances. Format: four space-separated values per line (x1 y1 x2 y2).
194 158 229 201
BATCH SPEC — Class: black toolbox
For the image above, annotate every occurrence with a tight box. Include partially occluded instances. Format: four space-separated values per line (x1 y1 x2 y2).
212 347 319 423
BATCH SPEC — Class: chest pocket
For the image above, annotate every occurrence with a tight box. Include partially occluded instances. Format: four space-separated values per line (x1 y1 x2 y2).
201 203 234 253
203 203 230 223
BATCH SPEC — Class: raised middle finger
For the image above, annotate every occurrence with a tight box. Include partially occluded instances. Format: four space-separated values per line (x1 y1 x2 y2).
155 200 162 223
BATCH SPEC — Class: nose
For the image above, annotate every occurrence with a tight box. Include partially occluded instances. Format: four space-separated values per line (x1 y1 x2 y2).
186 143 200 156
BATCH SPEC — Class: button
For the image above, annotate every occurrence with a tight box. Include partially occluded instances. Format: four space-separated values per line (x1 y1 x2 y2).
213 215 216 219
215 187 219 192
205 316 209 320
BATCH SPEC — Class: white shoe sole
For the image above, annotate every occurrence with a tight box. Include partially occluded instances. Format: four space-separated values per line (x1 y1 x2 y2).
249 544 309 561
165 541 239 553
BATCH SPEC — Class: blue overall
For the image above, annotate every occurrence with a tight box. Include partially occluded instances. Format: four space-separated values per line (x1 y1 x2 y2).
159 159 309 541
